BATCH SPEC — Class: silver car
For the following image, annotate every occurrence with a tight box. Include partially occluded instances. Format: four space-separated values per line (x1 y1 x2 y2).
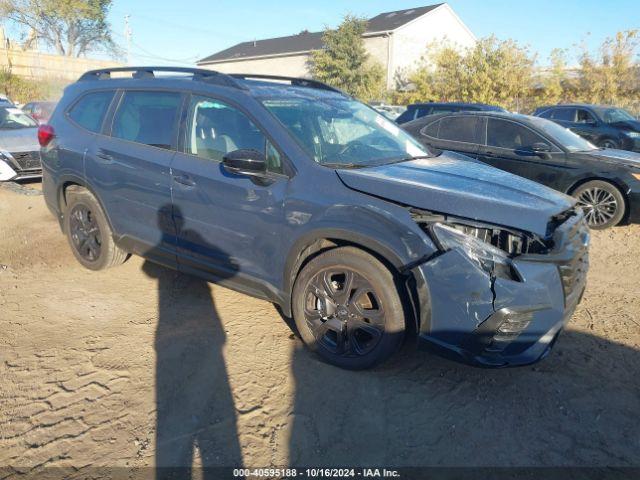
0 106 41 181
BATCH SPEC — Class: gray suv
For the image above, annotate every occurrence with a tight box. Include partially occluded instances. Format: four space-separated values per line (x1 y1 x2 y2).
40 67 589 369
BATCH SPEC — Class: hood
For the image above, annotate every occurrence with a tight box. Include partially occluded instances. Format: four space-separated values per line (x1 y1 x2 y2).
0 127 39 153
610 119 640 132
336 152 575 236
576 147 640 168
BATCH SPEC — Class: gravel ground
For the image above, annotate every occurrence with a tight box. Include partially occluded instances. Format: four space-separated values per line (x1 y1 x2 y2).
1 181 639 478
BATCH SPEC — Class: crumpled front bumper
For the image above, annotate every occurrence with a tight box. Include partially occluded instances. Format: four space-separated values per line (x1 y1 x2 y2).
412 214 589 367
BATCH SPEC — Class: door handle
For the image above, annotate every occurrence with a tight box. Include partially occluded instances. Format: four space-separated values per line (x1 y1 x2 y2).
484 150 497 157
173 175 196 187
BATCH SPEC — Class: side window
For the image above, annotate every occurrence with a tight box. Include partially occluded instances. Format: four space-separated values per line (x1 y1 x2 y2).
576 109 596 124
68 91 115 133
438 116 481 143
537 109 553 119
487 118 545 149
186 96 283 174
415 106 432 118
112 91 181 149
420 119 440 138
550 108 576 122
431 106 460 115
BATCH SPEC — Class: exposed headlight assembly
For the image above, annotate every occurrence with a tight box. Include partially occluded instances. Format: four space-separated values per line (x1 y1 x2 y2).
430 223 515 280
0 157 17 181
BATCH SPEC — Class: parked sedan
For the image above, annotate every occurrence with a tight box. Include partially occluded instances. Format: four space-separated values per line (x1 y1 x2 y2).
0 106 41 181
533 104 640 151
22 101 57 124
396 102 506 124
402 111 640 229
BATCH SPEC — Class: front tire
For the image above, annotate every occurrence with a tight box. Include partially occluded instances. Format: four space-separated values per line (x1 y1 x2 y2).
63 186 128 270
573 180 626 229
292 247 406 370
597 138 618 149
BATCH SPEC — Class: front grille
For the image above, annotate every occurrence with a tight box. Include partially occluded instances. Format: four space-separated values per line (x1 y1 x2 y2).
555 216 589 307
11 151 41 171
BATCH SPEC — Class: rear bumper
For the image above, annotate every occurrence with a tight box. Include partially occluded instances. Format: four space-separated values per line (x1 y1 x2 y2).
413 214 589 368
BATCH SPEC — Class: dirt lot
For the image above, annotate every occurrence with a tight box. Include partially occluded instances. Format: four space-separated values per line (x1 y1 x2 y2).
1 181 639 477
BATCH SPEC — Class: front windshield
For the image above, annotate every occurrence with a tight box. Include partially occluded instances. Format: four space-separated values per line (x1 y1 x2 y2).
529 116 598 152
594 107 636 124
262 96 429 168
0 107 37 129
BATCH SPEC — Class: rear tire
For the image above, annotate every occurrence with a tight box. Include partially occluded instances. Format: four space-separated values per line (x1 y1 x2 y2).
573 180 625 229
63 186 128 270
292 246 406 370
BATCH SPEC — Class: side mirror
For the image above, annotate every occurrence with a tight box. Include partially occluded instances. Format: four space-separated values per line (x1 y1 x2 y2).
222 149 267 177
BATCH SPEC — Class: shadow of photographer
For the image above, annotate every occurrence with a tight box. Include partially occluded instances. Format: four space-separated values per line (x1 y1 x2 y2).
142 205 242 479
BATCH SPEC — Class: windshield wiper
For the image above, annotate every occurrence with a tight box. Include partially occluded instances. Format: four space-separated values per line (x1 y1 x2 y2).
322 162 369 169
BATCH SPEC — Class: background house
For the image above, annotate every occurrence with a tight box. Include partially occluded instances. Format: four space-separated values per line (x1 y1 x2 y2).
197 3 476 89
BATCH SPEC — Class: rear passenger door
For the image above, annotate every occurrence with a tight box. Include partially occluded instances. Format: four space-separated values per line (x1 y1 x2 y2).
421 115 482 159
170 95 288 286
87 89 183 266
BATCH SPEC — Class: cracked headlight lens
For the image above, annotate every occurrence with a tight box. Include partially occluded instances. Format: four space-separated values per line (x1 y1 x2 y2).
430 223 515 279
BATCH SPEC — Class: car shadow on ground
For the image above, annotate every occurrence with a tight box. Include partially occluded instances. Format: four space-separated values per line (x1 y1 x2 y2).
281 312 640 467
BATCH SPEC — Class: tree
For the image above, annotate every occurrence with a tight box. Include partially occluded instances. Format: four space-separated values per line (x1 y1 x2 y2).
535 48 570 106
407 36 535 111
309 15 385 102
0 0 117 57
577 30 639 106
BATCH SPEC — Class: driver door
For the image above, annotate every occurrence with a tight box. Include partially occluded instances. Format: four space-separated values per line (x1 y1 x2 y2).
170 95 288 285
477 117 569 190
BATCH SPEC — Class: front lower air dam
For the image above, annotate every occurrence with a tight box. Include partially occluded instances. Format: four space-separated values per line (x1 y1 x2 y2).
0 159 17 181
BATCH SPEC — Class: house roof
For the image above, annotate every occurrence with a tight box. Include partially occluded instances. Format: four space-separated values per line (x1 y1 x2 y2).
198 4 444 64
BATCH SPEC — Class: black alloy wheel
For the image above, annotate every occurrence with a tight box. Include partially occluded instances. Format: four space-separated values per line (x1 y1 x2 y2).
63 186 128 270
304 268 385 357
292 246 406 369
69 204 102 262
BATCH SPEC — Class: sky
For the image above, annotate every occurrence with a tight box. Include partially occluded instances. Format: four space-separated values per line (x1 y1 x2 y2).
104 0 638 66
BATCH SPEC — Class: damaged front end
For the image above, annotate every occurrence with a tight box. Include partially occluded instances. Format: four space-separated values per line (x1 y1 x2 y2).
410 207 589 367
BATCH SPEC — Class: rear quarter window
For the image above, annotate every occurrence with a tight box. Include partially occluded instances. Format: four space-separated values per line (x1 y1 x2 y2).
420 119 440 138
67 91 115 133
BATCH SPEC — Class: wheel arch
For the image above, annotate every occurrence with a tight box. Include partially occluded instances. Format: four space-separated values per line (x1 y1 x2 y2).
282 229 422 334
57 176 117 234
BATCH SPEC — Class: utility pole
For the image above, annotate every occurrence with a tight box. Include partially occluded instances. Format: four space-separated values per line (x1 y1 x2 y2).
124 14 132 65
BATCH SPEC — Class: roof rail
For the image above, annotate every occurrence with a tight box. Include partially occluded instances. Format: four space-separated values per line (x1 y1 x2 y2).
229 74 345 95
78 66 244 90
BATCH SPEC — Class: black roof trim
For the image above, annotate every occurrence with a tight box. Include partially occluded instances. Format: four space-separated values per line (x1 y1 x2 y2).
78 66 245 90
76 67 346 96
230 74 346 95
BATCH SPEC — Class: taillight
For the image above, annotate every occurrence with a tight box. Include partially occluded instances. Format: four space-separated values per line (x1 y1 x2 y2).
38 124 55 147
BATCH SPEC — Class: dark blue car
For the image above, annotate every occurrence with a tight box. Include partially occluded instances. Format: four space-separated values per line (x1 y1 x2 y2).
395 102 506 124
534 104 640 151
40 67 589 369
